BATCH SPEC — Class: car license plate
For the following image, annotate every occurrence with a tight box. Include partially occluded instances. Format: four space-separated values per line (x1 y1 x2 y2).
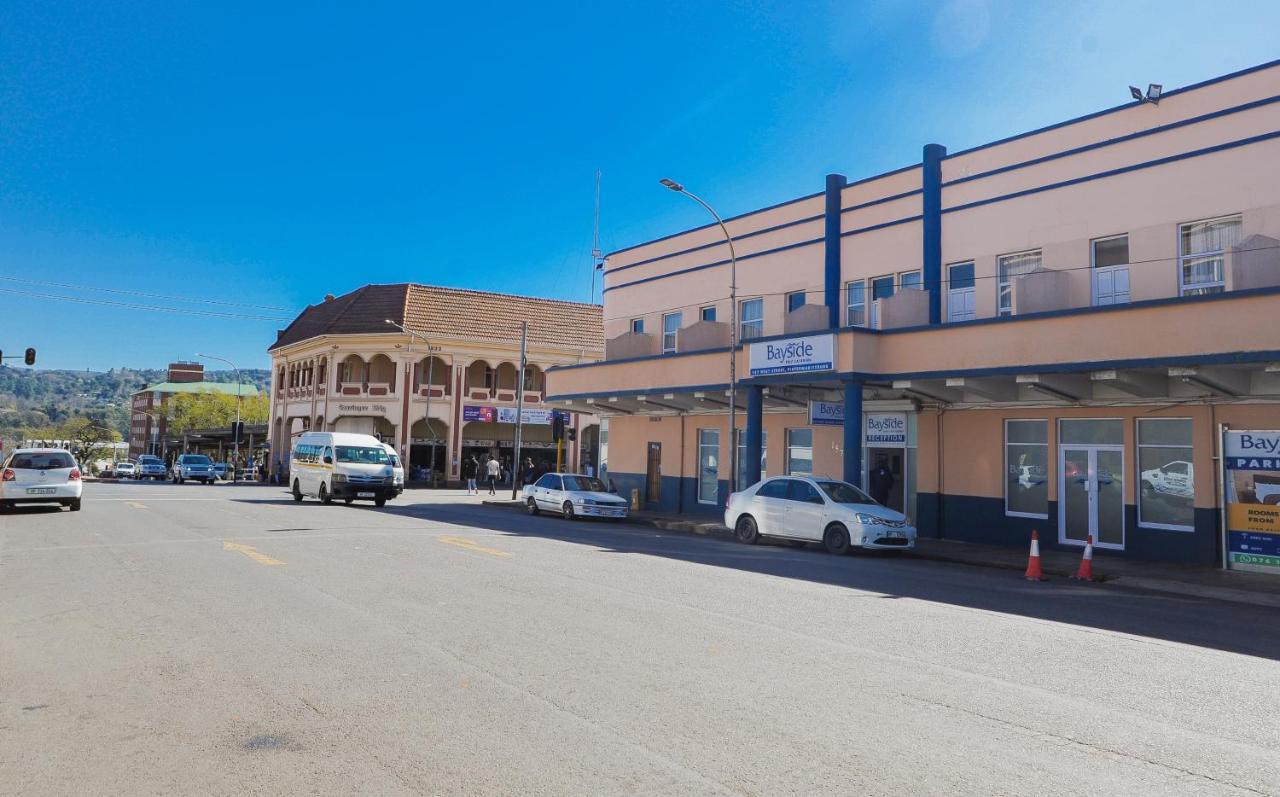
886 530 905 539
357 491 375 498
27 487 56 495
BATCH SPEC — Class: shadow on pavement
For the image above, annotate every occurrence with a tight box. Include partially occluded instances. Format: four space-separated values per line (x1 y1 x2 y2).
233 494 1280 661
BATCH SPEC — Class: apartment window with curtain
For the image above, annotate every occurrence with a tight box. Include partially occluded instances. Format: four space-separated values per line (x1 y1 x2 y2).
846 281 866 326
1179 215 1240 296
740 298 764 340
997 250 1041 315
1137 418 1194 531
661 312 681 354
899 270 923 290
630 318 644 334
1005 419 1048 518
947 262 975 322
786 291 806 313
1092 235 1130 305
700 306 716 322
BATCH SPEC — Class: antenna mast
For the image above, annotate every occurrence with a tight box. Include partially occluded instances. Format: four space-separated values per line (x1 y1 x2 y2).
590 169 603 303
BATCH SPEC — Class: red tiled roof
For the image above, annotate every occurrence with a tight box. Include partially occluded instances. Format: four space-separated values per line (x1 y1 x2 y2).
269 283 602 352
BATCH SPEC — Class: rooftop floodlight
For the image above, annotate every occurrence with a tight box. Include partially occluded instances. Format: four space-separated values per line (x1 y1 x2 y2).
659 178 684 192
1129 85 1144 101
1146 83 1162 103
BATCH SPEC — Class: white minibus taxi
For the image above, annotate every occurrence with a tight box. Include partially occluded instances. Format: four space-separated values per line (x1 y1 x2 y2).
290 432 402 507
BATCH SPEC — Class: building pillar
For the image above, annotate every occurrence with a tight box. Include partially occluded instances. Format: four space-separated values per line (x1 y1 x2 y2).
922 143 947 325
824 173 848 328
843 379 863 487
745 385 764 487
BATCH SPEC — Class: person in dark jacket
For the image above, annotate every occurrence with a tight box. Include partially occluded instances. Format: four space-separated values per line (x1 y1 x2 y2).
869 456 895 506
462 455 479 495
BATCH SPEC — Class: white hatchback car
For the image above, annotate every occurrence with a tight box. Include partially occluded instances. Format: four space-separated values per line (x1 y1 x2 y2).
725 475 916 554
523 473 629 520
1 448 83 511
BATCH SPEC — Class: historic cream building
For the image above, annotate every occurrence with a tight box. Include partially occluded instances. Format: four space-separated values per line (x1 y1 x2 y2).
268 284 602 482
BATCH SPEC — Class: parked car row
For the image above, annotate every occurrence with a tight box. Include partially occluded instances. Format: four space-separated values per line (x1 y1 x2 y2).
101 454 239 483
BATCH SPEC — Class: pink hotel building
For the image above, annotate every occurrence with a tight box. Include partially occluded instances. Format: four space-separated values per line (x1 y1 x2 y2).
545 59 1280 564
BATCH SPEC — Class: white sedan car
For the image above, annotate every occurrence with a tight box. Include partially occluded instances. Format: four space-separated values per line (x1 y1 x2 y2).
1 448 84 511
725 475 915 554
523 473 629 520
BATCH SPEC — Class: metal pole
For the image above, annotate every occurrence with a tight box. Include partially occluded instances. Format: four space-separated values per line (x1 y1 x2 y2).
196 353 242 482
510 321 528 500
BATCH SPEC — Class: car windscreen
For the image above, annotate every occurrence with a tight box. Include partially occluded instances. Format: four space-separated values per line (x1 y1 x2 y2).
562 476 607 492
138 456 161 463
183 456 212 465
388 454 402 467
335 446 391 464
816 480 875 505
11 452 76 469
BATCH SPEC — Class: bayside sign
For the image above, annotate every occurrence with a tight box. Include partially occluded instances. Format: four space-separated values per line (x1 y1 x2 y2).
865 413 906 446
748 333 834 377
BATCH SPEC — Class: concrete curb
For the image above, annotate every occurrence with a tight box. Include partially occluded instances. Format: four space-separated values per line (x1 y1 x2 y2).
479 499 1280 609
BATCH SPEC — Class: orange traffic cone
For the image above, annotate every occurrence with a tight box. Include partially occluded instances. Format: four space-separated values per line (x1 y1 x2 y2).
1024 529 1045 581
1072 535 1095 581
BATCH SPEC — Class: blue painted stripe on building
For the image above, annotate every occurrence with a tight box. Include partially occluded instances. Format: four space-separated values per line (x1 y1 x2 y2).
944 59 1280 160
840 188 921 214
944 95 1280 188
603 212 825 278
602 237 823 294
824 174 847 329
838 214 923 239
921 144 946 325
944 130 1280 216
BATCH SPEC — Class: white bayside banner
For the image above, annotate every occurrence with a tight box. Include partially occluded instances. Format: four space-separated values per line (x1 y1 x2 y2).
496 407 556 425
809 400 844 426
865 413 906 446
748 333 835 377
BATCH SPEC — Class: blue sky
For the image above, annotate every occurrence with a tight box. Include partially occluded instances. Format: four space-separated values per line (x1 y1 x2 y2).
2 0 1277 371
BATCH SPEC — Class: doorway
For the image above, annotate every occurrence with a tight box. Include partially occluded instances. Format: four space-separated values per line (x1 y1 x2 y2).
1058 445 1125 549
868 448 905 514
646 442 662 505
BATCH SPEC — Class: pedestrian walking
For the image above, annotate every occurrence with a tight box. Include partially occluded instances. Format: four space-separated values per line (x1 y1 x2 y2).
462 455 479 495
485 456 501 495
521 457 537 487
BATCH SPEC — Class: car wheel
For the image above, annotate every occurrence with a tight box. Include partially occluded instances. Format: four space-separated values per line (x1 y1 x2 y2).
823 523 852 555
344 498 353 505
375 498 387 508
292 480 304 502
735 515 759 545
526 498 540 515
562 501 576 521
69 498 82 512
319 483 332 505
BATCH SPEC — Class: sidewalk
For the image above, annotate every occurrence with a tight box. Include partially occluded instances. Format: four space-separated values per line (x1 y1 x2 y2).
482 499 1280 609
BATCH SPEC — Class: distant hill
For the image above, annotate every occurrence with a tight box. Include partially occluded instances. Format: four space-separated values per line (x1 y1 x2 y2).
0 366 271 444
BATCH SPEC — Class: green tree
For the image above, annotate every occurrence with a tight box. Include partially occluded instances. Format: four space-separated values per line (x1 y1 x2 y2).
168 393 268 434
57 417 122 469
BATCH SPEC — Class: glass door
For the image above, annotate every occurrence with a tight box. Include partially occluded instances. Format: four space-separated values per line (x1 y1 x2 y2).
1058 446 1125 549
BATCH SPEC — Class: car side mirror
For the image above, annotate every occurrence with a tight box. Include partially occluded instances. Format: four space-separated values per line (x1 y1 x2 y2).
323 455 333 465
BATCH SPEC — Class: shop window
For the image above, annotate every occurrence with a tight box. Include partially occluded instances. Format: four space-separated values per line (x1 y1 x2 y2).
662 312 681 354
899 270 923 291
1059 418 1123 445
630 318 645 334
1137 418 1195 531
785 428 813 476
1092 235 1130 305
735 428 767 489
1179 215 1240 296
740 298 763 340
697 428 720 504
997 249 1041 316
1005 419 1048 518
948 262 975 322
786 291 806 313
700 306 716 322
846 281 866 327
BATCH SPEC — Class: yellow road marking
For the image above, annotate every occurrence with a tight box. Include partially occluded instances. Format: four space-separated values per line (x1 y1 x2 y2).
126 501 147 510
437 536 510 558
222 541 285 566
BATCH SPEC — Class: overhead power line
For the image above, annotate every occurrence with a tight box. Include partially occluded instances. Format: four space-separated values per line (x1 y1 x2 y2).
0 273 296 312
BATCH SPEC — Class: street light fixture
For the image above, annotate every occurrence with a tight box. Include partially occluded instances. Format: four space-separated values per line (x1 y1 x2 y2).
195 353 243 481
659 177 739 493
386 319 441 485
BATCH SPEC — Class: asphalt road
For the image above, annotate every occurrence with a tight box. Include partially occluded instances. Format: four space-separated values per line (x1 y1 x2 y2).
3 483 1279 796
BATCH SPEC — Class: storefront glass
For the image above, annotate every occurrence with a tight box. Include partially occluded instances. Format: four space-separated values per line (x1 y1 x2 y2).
785 428 813 476
735 429 767 489
698 428 720 504
1005 419 1048 518
1137 418 1194 531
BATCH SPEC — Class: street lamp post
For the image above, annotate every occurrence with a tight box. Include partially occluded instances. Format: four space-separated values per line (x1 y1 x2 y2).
195 353 243 482
386 319 440 485
660 178 739 494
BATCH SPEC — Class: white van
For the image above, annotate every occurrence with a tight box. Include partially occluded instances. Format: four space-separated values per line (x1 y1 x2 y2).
290 432 402 507
381 443 406 491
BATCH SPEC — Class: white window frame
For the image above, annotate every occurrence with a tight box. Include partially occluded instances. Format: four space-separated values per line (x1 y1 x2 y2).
1178 214 1241 296
697 428 720 505
700 305 716 323
630 318 644 335
1004 418 1049 519
1136 417 1196 532
947 261 976 322
739 298 764 340
1091 234 1131 306
661 312 681 354
870 274 896 301
899 270 923 291
997 249 1041 316
846 280 866 327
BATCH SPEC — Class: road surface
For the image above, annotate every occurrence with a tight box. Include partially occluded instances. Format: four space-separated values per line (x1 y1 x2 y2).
2 482 1278 795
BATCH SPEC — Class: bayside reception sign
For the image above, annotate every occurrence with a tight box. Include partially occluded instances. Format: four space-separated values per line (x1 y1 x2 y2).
749 333 834 377
1224 429 1280 575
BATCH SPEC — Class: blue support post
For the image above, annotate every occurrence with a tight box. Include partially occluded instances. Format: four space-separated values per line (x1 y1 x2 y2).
843 380 863 487
824 173 847 328
922 143 946 325
745 385 763 488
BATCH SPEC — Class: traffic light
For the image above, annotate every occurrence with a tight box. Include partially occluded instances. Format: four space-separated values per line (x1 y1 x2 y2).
566 427 577 443
24 348 35 366
551 411 565 442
